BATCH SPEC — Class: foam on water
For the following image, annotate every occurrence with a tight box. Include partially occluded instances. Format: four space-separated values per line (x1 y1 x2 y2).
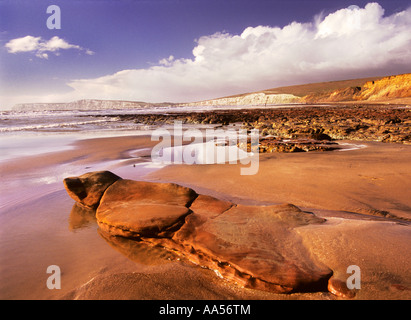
0 103 299 133
337 142 368 151
153 141 252 165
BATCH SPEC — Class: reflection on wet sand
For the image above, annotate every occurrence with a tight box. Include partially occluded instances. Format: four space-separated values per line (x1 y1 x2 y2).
69 202 177 265
97 229 178 266
68 203 97 230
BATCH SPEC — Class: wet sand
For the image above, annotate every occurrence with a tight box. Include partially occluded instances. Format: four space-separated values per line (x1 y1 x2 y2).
148 141 411 220
146 140 411 299
0 134 290 300
0 134 410 300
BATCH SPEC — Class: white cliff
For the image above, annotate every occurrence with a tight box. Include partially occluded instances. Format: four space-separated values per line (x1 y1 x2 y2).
182 93 301 107
12 93 301 112
12 99 176 112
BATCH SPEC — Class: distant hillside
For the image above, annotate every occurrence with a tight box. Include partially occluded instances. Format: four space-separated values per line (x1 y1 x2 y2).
186 73 411 106
223 76 384 98
300 73 411 103
13 99 176 112
13 73 411 111
262 77 385 97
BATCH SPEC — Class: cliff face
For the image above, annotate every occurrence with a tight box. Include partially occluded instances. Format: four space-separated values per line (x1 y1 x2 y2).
301 73 411 103
184 73 410 107
182 93 300 107
13 99 175 112
358 74 411 101
12 73 410 111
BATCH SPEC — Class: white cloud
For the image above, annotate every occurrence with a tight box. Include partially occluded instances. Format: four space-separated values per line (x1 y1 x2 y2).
5 35 94 59
64 2 411 103
85 49 95 56
315 2 384 38
5 2 411 107
159 55 175 66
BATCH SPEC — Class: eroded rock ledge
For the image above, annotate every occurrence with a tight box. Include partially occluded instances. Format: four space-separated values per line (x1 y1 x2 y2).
101 105 411 145
64 171 337 295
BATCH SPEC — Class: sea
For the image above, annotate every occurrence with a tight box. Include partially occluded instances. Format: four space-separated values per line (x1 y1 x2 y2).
1 101 305 160
0 104 257 212
0 104 371 300
0 103 366 162
1 109 147 161
0 105 246 162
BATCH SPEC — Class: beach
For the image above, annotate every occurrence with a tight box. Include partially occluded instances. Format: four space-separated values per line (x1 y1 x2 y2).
0 118 410 300
147 140 411 299
2 0 411 304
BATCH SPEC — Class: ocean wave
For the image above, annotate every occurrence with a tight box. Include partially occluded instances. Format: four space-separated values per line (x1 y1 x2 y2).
0 119 119 132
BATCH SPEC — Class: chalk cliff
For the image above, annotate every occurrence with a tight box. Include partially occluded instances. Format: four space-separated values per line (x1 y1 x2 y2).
12 73 410 111
182 92 300 107
12 99 176 112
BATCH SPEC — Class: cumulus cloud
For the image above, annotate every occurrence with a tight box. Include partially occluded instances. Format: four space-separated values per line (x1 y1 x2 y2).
29 2 411 103
5 35 94 59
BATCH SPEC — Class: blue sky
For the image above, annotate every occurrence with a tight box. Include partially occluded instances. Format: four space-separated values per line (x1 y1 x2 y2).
1 0 410 109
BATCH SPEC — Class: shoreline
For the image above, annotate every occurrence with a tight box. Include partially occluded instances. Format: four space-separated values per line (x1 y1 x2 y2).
1 119 411 299
147 140 411 221
0 133 332 300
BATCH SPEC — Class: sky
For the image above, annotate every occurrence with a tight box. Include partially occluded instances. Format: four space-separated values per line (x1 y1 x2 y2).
0 0 410 109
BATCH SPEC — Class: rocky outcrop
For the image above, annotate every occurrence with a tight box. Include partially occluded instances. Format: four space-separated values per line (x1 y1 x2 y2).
241 105 411 145
63 171 337 295
327 277 356 299
96 179 197 238
245 137 339 153
106 104 411 145
358 74 411 101
172 202 331 293
63 171 121 209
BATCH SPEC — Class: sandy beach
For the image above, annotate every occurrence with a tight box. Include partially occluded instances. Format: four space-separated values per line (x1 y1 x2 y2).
1 134 281 300
147 140 411 299
2 0 411 305
0 130 410 300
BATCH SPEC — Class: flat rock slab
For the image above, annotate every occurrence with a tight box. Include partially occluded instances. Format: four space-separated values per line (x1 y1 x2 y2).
189 194 234 219
96 179 197 238
64 171 333 294
98 179 197 206
173 203 332 293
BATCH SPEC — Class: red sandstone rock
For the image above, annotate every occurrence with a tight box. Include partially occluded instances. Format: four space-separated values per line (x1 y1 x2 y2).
63 171 121 209
328 277 356 299
189 195 234 219
64 172 334 294
173 203 331 293
96 179 197 238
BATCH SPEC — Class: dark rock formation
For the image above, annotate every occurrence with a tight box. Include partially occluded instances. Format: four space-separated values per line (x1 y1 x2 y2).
328 277 357 299
63 171 121 209
89 104 411 146
256 137 339 153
